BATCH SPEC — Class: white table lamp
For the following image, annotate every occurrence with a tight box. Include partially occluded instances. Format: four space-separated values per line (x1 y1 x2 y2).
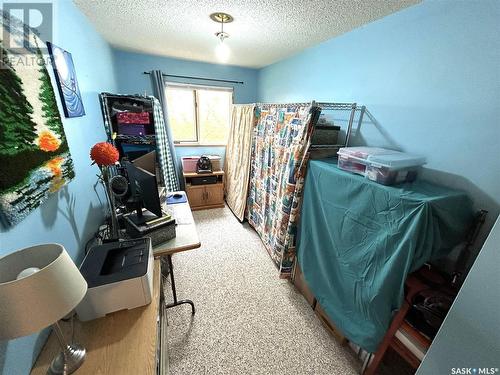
0 243 88 374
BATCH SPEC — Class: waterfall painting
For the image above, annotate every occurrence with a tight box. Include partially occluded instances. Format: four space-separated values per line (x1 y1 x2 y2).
0 11 75 227
47 42 85 118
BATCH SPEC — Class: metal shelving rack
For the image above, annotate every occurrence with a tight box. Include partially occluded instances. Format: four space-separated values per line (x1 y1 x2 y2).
254 101 365 157
99 92 156 149
313 102 366 148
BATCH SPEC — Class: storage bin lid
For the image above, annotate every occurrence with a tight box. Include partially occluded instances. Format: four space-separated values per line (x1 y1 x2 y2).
338 147 426 169
181 156 200 161
338 147 396 160
367 152 426 169
204 155 221 160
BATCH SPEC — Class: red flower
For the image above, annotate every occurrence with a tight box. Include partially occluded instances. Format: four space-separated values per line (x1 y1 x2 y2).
90 142 119 166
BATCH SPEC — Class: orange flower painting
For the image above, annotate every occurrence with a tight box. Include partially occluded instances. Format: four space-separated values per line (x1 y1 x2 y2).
38 130 61 152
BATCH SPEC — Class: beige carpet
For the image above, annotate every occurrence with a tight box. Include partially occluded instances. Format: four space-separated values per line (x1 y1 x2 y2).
164 206 360 375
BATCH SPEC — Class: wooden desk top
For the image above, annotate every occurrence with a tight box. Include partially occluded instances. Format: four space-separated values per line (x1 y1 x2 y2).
31 260 161 375
153 193 201 257
31 193 200 374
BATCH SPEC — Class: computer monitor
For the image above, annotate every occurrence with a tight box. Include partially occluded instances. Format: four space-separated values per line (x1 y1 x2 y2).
132 150 156 175
124 160 162 226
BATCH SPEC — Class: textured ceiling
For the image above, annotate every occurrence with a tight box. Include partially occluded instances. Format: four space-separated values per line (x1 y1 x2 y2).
74 0 419 68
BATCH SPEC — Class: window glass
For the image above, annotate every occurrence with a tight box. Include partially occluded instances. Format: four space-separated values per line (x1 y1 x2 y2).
197 89 232 144
165 87 197 142
165 84 233 144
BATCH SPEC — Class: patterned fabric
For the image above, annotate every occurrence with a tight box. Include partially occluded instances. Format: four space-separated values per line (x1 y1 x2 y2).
98 93 179 192
149 70 183 190
247 104 319 277
151 97 180 192
224 104 256 221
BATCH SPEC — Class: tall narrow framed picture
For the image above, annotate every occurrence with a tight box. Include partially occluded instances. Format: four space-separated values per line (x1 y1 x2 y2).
47 42 85 118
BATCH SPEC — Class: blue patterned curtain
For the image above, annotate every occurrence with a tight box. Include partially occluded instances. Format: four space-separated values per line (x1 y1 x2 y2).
246 104 319 277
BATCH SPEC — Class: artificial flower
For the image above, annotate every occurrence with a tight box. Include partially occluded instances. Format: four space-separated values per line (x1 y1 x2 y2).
90 142 119 166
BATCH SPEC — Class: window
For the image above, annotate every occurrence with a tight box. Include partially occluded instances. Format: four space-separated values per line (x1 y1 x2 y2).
165 84 233 145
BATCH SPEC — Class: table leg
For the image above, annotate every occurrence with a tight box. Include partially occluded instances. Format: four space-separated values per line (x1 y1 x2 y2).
163 254 195 315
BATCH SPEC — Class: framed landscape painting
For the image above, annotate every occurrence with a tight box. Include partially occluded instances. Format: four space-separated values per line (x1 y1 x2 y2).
0 11 75 227
47 42 85 118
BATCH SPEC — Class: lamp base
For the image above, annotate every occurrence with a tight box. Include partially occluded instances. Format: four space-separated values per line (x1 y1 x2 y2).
47 343 86 375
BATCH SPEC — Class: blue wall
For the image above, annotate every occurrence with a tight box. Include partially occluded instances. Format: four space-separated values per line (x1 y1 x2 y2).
0 1 117 374
258 0 500 245
112 49 259 164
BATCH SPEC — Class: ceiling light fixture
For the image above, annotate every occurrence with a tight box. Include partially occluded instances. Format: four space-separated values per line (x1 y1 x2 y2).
210 12 233 63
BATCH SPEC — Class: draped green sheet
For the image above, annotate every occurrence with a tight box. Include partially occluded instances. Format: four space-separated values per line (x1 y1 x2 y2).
297 159 473 353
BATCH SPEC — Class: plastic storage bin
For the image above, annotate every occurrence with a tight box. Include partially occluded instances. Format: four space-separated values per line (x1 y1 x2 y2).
116 112 150 124
337 147 426 185
118 123 146 136
337 147 391 175
205 155 221 171
181 156 199 173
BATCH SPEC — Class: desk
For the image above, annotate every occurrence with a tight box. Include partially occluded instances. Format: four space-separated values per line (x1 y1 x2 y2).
31 193 201 375
154 197 201 256
31 260 161 375
155 194 201 314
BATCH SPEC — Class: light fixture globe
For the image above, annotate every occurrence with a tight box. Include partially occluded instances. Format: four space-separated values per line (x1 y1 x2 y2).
210 12 233 64
215 34 230 63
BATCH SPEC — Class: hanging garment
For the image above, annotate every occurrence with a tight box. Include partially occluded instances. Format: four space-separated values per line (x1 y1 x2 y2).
247 104 319 277
224 104 256 221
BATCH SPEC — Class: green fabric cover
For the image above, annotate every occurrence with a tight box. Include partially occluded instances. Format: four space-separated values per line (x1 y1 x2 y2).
298 159 473 353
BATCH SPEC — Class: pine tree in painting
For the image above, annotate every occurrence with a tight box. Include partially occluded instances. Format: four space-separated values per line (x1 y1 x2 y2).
36 46 67 148
0 42 38 155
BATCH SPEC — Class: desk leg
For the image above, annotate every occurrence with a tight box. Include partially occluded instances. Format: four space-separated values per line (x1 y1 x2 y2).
164 254 195 315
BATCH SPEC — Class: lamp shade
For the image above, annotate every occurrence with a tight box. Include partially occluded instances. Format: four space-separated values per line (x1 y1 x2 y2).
0 244 87 340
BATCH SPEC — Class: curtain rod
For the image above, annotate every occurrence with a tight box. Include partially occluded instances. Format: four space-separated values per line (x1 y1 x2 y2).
143 71 244 85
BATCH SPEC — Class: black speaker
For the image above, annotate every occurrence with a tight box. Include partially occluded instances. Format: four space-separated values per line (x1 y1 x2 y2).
191 176 217 185
110 175 129 198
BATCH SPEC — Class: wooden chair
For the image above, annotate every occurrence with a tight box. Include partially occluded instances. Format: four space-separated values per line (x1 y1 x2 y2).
362 267 441 375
